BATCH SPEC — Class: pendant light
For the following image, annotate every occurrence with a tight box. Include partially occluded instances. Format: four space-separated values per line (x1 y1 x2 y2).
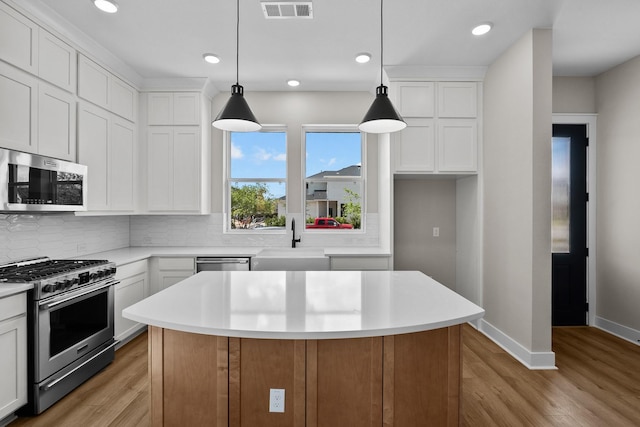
213 0 261 132
358 0 406 134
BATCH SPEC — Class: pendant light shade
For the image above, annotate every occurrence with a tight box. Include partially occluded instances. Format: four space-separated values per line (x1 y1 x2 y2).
213 84 261 132
359 85 406 133
213 0 261 132
358 0 405 134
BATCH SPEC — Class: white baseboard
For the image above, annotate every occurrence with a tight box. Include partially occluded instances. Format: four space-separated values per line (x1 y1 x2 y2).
594 316 640 346
478 319 557 370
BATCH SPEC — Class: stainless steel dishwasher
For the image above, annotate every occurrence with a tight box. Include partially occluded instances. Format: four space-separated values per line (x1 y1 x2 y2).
195 257 251 272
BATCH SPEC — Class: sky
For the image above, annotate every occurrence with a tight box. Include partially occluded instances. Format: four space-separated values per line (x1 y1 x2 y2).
230 131 362 198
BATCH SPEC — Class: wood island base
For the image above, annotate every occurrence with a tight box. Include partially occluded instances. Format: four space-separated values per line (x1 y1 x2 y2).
149 325 462 427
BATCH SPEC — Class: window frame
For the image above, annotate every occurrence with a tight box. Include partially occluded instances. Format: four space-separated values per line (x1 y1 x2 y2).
301 124 366 232
224 125 288 233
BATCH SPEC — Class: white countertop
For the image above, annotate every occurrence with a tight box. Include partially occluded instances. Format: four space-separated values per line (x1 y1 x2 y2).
81 246 391 267
123 270 484 340
0 282 33 299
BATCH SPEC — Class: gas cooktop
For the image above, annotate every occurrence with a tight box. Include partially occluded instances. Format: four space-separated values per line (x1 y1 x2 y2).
0 257 116 299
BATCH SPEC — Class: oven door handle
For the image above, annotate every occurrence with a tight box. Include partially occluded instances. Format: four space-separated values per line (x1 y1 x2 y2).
40 340 119 391
39 280 117 310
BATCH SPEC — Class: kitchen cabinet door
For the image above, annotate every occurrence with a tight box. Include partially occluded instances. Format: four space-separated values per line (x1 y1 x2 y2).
393 81 435 117
78 102 136 212
114 260 148 344
437 82 477 118
0 61 37 154
78 103 109 210
78 55 110 110
0 293 28 421
172 127 201 211
147 128 174 211
110 77 137 122
437 119 477 172
38 29 76 93
149 257 195 294
37 82 76 161
109 116 135 210
0 2 38 74
147 127 201 212
148 92 200 125
393 118 435 172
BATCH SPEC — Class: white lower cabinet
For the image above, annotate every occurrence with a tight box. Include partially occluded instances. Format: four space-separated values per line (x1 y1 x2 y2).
114 260 149 344
330 256 390 271
78 102 136 213
149 257 195 295
0 293 28 421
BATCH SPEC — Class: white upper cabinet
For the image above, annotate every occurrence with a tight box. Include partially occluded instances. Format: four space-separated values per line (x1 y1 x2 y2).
0 4 77 93
437 82 477 118
144 91 210 214
0 61 37 153
391 80 480 174
394 118 435 172
148 92 200 125
78 101 135 212
78 54 137 122
0 61 75 161
0 2 38 74
37 82 76 161
393 82 435 117
147 126 202 212
38 29 76 93
437 119 477 172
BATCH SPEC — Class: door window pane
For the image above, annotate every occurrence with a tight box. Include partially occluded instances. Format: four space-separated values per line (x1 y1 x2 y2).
552 137 570 252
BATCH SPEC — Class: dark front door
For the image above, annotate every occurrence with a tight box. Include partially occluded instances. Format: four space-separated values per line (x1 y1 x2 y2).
552 124 588 326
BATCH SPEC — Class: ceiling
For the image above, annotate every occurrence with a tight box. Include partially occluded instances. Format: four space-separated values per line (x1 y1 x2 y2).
20 0 640 92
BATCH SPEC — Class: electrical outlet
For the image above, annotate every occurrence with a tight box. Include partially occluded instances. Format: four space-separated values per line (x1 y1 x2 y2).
433 227 440 237
269 388 285 413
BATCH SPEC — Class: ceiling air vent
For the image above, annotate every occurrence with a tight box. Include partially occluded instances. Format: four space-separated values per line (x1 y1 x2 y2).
261 1 313 19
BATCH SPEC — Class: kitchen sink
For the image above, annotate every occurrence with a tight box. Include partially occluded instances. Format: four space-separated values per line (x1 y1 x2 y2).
252 248 330 270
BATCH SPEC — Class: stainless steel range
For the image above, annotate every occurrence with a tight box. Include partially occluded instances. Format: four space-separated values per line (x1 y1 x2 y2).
0 257 118 414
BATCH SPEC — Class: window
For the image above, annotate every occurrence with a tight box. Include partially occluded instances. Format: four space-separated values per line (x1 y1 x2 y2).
227 128 287 230
303 127 363 230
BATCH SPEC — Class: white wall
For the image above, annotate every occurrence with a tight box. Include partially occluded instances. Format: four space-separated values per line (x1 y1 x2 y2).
482 29 554 368
594 55 640 336
393 178 457 289
0 214 129 264
553 77 596 114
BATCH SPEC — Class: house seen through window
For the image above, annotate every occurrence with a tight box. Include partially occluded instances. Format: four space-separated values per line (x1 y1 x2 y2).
228 128 287 230
304 128 363 230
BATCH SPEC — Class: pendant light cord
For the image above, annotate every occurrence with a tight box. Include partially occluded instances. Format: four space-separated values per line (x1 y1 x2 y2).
380 0 383 86
236 0 240 86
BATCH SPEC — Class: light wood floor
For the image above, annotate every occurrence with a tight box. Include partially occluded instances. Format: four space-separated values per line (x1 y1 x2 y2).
10 325 640 426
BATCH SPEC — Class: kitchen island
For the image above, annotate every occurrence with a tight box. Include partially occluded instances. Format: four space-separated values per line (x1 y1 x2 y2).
123 270 484 427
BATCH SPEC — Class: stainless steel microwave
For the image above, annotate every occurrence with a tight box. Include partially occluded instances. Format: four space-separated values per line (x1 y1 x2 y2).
0 148 87 212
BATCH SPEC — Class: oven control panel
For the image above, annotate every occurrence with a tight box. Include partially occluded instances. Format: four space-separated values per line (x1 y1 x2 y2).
37 263 116 299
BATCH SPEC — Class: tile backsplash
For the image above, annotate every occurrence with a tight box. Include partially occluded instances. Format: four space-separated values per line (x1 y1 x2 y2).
0 214 130 264
0 212 380 264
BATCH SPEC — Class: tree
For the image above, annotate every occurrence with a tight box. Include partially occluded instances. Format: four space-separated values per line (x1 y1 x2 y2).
342 188 361 229
230 184 277 228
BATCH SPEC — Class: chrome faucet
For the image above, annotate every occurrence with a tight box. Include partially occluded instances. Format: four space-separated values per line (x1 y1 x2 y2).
291 218 301 248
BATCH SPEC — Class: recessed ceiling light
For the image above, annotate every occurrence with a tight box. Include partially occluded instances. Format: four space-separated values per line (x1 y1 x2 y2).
355 53 371 64
203 53 220 64
93 0 118 13
287 79 300 87
472 23 492 36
